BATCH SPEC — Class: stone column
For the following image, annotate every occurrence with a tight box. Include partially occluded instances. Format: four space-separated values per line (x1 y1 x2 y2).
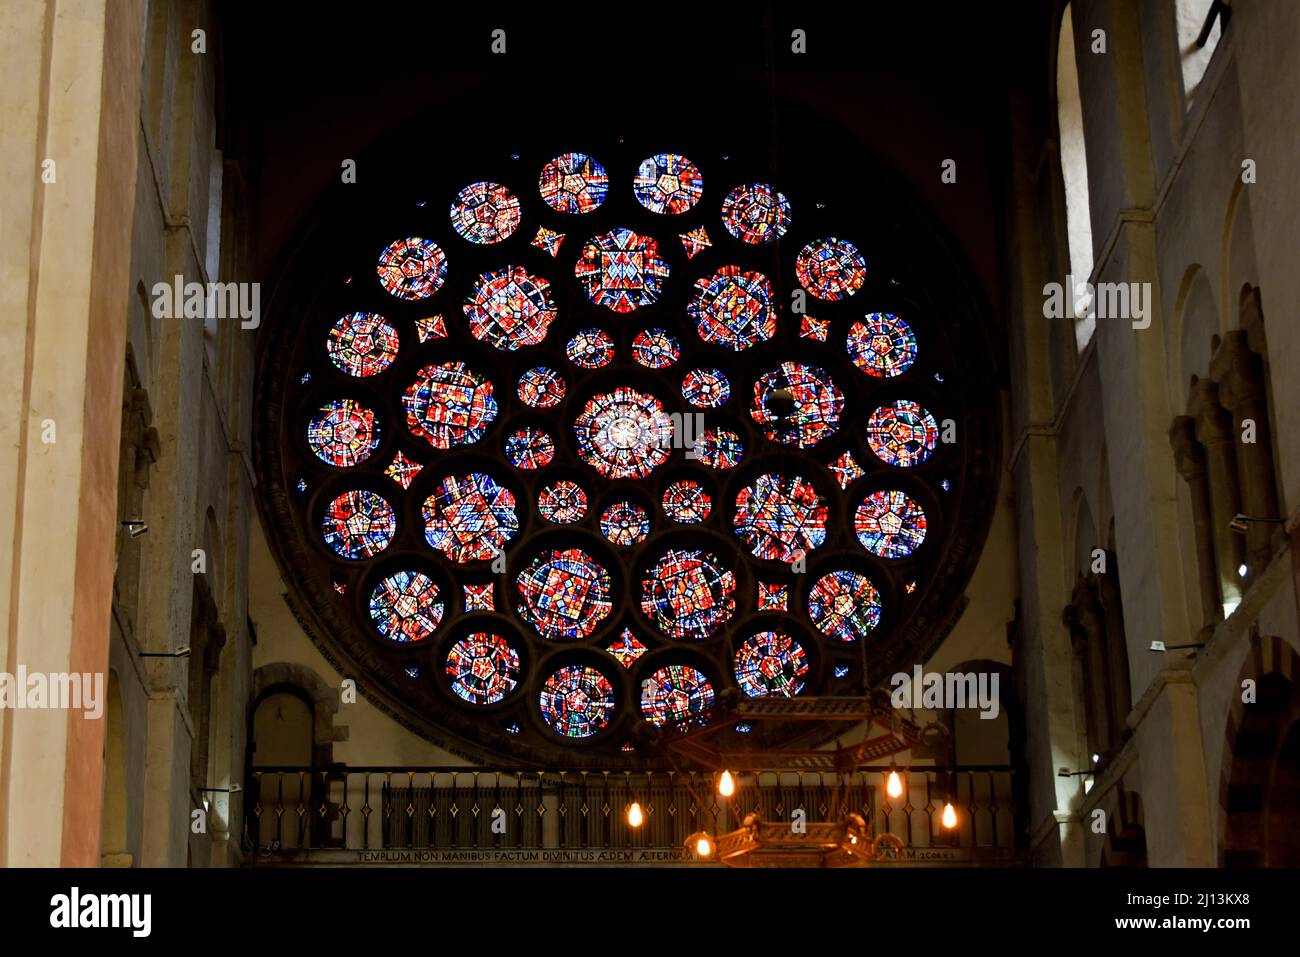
1074 580 1115 757
1211 331 1280 578
1063 604 1101 762
1170 416 1221 630
1191 379 1246 609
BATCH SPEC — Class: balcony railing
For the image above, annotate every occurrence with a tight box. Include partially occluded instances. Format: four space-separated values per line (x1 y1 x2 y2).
246 765 1025 865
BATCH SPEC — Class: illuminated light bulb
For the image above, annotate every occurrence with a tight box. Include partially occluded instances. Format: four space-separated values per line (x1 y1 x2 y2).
941 802 957 830
718 770 736 797
886 771 904 799
695 834 714 858
626 802 644 828
1238 564 1248 578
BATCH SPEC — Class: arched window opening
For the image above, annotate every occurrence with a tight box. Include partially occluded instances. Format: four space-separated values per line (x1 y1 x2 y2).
1176 0 1225 110
1057 4 1095 351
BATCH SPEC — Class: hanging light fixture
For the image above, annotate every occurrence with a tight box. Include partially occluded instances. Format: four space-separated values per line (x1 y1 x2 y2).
626 802 644 828
886 768 904 800
941 801 957 830
718 770 736 797
685 831 714 859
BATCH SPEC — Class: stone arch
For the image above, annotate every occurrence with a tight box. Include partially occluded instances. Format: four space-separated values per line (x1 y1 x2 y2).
1219 635 1300 866
1068 487 1099 582
250 662 349 767
1172 264 1219 402
1220 176 1259 334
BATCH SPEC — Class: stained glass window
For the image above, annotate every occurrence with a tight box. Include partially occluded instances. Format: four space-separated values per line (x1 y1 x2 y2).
691 427 743 470
599 501 650 547
631 328 680 369
446 633 521 704
757 582 789 611
505 426 555 470
808 570 882 642
795 237 867 301
679 226 712 259
662 480 711 523
633 153 703 214
422 472 519 563
574 228 669 312
734 631 809 698
377 237 447 300
322 490 396 559
606 628 648 668
537 480 587 524
799 315 830 342
573 388 673 478
682 368 730 407
539 152 609 214
733 473 828 563
530 226 564 257
866 399 939 468
384 451 423 489
848 313 918 377
449 181 521 244
855 490 927 558
463 582 494 612
463 266 557 350
369 571 444 642
516 548 613 640
640 548 736 640
539 664 616 738
328 312 398 377
518 366 566 408
641 664 714 728
750 362 844 448
720 183 791 244
828 450 864 489
414 314 446 342
565 328 615 369
308 399 380 467
403 362 497 449
687 266 775 350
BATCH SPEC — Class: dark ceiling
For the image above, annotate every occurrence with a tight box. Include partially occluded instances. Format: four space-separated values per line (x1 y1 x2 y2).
220 1 1055 367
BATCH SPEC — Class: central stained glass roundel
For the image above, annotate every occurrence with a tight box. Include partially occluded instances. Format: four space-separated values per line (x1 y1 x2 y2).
270 142 976 762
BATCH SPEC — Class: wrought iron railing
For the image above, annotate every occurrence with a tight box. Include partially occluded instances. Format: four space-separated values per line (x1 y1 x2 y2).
246 765 1024 865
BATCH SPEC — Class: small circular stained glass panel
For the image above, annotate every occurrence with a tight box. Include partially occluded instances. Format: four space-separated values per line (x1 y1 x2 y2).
505 426 555 470
537 480 587 524
640 548 736 640
446 633 521 705
662 480 711 523
369 571 444 643
634 153 704 214
733 473 828 563
720 183 791 244
377 237 447 300
632 328 680 368
327 312 398 377
422 473 519 563
641 664 715 728
795 237 867 301
682 368 730 407
750 362 844 448
573 387 673 479
463 266 557 350
866 399 939 468
855 490 927 559
539 664 616 738
566 328 615 369
539 152 609 214
807 570 882 643
518 366 566 408
402 362 497 450
847 313 918 378
692 427 743 470
517 548 613 640
600 501 650 546
449 181 521 245
734 631 809 698
688 266 775 351
308 399 380 467
322 490 395 560
574 228 669 313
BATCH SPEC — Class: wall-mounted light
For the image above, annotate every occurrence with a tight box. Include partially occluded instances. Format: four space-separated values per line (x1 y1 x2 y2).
140 646 192 658
1149 640 1204 653
121 519 148 538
